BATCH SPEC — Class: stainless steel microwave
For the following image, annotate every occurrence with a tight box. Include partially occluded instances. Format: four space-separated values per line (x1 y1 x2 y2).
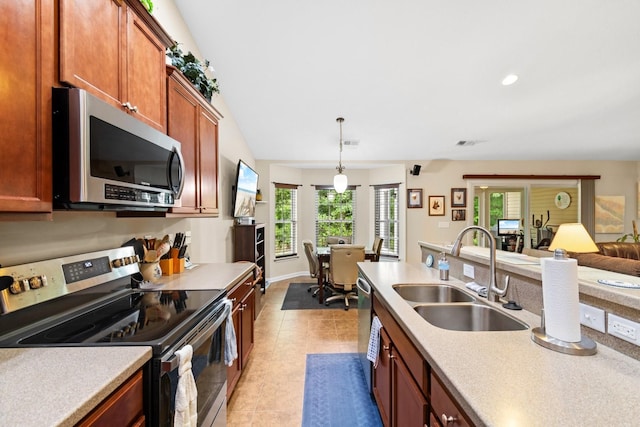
52 88 184 211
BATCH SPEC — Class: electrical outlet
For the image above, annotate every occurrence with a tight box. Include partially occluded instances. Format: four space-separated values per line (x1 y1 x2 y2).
579 303 605 333
608 313 640 346
463 264 474 279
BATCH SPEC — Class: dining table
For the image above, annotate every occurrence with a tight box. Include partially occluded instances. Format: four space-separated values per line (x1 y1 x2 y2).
315 246 377 304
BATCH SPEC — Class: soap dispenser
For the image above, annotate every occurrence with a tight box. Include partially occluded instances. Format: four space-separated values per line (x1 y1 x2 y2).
438 252 449 280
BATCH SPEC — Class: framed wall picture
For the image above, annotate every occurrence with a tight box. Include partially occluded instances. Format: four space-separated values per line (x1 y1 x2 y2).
452 209 466 221
408 189 423 208
451 188 467 207
428 195 445 216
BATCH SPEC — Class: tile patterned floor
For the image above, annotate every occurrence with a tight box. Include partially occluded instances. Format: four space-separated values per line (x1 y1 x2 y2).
226 277 359 426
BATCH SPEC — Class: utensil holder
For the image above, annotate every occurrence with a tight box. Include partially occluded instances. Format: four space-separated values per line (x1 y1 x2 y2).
140 262 162 282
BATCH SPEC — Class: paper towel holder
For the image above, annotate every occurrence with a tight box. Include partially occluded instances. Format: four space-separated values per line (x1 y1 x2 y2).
531 309 597 356
532 242 598 356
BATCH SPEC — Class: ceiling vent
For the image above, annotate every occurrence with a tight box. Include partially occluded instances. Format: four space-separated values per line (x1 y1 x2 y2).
343 140 360 148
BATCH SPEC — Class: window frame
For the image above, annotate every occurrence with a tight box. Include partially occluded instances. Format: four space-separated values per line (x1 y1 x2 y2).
274 183 299 259
314 186 357 247
374 184 400 258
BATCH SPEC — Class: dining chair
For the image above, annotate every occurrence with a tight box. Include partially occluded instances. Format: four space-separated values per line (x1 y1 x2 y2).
303 240 327 296
326 236 352 245
325 244 365 310
372 236 384 262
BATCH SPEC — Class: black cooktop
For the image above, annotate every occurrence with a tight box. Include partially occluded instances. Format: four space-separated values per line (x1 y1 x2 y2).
2 287 225 355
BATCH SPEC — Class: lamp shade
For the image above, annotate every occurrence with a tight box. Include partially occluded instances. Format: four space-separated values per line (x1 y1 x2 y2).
548 223 598 253
333 173 348 193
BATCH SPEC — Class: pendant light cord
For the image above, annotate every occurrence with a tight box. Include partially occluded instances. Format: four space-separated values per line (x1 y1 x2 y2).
336 117 345 173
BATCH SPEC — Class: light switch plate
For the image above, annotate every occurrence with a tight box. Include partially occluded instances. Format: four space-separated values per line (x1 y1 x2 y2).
438 222 450 228
463 264 475 279
579 303 605 333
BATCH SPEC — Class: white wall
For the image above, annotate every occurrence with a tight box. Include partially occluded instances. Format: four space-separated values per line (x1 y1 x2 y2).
254 160 639 279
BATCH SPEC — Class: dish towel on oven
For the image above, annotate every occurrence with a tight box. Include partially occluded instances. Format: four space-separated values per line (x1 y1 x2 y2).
174 344 198 427
367 316 383 368
224 299 238 367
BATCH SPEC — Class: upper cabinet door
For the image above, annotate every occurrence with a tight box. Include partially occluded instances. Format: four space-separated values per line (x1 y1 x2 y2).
125 7 167 131
0 0 54 215
59 0 167 132
198 108 220 214
59 0 125 105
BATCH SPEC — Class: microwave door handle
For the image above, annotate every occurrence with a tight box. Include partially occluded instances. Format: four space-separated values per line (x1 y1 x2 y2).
161 302 230 373
169 147 186 199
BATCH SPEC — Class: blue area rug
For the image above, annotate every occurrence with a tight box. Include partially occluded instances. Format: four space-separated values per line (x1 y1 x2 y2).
302 353 382 427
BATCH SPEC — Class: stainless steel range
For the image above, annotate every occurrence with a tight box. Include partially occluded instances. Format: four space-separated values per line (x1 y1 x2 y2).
0 247 229 426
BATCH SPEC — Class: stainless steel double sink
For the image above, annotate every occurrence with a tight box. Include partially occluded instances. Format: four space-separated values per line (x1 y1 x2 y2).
393 284 528 332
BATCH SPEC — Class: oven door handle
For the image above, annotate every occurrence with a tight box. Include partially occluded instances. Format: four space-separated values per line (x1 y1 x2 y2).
161 302 230 373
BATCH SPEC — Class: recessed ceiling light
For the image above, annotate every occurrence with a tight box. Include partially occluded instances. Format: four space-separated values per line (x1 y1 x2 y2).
502 74 518 86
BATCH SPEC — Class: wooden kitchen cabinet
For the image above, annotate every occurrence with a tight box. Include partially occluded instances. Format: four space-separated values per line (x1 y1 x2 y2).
166 66 221 216
59 0 171 131
76 369 145 427
431 373 472 427
373 294 428 427
0 0 54 217
226 273 256 398
372 293 472 427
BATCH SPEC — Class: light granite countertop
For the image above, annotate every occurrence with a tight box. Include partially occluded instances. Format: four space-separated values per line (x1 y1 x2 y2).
0 346 151 427
139 262 256 292
358 261 640 427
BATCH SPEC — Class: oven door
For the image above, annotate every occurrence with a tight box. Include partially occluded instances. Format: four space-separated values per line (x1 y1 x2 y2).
156 300 229 427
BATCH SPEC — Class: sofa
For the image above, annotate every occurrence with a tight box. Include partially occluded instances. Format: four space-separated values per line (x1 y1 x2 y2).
570 242 640 276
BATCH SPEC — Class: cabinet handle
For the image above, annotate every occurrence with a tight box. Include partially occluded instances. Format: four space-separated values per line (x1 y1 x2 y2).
382 345 390 351
388 354 396 359
441 414 457 425
121 102 138 113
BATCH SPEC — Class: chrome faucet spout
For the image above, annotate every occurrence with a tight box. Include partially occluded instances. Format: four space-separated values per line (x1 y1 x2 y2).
451 225 508 302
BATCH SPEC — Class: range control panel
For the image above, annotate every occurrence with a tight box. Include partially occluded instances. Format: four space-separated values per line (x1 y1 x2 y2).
0 247 139 315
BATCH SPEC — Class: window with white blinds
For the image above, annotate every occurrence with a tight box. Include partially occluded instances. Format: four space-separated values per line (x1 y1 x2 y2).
274 183 298 258
374 184 399 258
314 186 356 247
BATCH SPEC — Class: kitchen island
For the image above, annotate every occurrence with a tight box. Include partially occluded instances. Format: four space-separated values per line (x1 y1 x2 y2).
358 261 640 426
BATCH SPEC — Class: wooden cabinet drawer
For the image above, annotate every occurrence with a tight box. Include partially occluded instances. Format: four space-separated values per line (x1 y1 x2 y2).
430 373 471 427
76 370 144 427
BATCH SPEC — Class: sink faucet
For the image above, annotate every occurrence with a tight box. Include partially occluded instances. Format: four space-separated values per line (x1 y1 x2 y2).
450 225 508 302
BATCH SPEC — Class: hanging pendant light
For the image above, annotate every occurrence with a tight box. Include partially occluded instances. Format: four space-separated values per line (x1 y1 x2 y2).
333 117 348 193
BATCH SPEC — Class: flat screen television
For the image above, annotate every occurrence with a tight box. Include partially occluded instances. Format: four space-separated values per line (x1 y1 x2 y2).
497 219 520 236
232 160 259 219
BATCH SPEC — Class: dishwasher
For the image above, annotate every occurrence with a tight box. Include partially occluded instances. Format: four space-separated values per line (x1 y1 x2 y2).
357 275 373 393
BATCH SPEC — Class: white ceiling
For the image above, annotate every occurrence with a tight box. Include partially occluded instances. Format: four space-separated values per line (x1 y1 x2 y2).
175 0 640 164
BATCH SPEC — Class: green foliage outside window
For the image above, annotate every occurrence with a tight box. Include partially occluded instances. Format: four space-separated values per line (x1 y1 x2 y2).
274 188 296 257
316 189 355 246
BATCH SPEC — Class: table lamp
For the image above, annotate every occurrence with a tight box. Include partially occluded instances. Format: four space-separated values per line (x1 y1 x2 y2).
531 223 599 355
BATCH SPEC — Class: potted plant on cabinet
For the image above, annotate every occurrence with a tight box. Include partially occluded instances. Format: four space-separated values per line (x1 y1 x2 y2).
167 43 220 102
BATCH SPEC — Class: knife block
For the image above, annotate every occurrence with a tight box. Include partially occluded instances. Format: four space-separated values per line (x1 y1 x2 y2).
170 248 185 273
160 259 173 276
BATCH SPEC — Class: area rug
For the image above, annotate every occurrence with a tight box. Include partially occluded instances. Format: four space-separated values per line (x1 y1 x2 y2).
281 283 359 310
302 353 382 427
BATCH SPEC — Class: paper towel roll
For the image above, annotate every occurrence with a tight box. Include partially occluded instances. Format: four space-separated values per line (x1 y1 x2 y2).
541 257 581 342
